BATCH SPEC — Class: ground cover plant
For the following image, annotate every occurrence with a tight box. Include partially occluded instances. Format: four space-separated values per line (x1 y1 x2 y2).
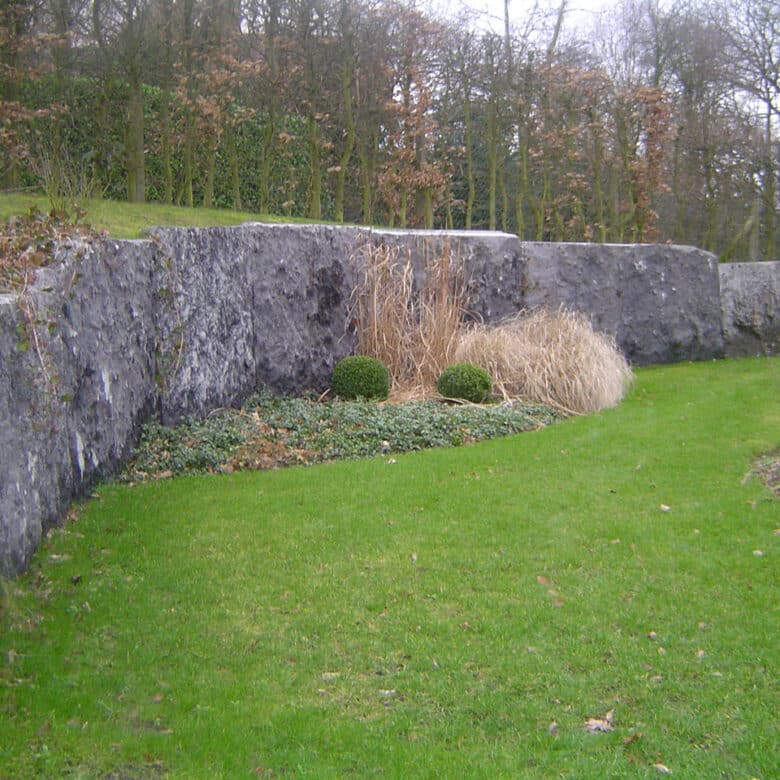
1 358 777 778
123 393 562 479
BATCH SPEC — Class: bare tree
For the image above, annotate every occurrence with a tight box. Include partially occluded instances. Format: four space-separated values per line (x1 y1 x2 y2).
92 0 150 202
717 0 779 258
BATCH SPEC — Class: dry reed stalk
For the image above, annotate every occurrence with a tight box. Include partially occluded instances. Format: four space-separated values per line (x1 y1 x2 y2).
351 240 468 397
455 307 633 414
413 240 468 388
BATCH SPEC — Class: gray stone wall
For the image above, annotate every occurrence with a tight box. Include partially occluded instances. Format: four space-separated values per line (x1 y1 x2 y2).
0 238 158 575
150 225 360 423
719 262 779 358
0 223 773 576
517 242 725 365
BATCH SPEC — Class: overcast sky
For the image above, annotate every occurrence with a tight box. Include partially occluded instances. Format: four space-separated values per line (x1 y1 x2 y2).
426 0 610 37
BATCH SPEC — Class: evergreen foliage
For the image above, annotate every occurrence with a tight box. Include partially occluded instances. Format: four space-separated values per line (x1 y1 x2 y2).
331 355 391 400
436 363 492 403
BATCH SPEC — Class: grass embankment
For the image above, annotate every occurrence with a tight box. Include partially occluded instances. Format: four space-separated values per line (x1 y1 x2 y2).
1 358 778 778
0 192 307 239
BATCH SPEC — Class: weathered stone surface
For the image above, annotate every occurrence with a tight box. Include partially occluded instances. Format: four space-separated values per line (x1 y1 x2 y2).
517 241 725 365
0 238 158 576
719 262 780 358
149 224 361 423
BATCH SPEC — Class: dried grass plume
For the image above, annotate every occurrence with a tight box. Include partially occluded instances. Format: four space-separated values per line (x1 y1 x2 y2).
350 241 633 413
455 307 633 414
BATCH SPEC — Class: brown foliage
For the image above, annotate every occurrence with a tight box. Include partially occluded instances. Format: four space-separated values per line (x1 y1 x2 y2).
0 207 97 293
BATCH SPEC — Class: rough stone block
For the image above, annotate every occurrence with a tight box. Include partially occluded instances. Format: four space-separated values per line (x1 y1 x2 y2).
719 262 779 358
517 241 724 365
0 238 158 576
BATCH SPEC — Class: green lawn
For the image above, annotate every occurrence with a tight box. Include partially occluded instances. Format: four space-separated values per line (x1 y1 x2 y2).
1 358 778 779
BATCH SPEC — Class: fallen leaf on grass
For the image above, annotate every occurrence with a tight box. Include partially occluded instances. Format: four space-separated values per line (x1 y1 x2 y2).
536 575 553 586
653 762 672 774
585 709 614 733
585 718 614 733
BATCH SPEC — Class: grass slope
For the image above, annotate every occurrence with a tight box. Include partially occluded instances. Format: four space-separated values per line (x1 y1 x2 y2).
1 358 778 779
0 193 311 239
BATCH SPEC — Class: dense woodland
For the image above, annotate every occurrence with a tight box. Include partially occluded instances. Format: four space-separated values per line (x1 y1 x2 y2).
0 0 777 259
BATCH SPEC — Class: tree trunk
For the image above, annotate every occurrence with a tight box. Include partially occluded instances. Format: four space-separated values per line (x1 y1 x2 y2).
202 140 216 209
762 112 776 259
226 125 242 211
357 132 376 224
487 101 498 230
183 122 194 208
308 114 322 220
464 92 475 229
335 63 356 223
258 115 275 214
160 89 173 204
126 77 145 203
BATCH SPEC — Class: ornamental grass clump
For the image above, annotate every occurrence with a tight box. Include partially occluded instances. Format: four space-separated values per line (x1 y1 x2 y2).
350 241 467 398
331 355 390 400
436 363 492 403
454 307 633 414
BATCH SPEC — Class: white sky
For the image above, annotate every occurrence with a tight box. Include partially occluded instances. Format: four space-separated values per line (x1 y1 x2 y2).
427 0 610 38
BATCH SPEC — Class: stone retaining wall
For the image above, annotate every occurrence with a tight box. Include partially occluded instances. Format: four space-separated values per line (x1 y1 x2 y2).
1 224 775 576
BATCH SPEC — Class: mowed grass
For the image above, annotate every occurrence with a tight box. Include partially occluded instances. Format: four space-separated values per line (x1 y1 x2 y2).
1 358 778 779
0 192 308 239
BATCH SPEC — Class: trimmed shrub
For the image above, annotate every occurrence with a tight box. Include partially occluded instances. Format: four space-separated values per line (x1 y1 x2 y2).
436 363 492 403
331 355 390 400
